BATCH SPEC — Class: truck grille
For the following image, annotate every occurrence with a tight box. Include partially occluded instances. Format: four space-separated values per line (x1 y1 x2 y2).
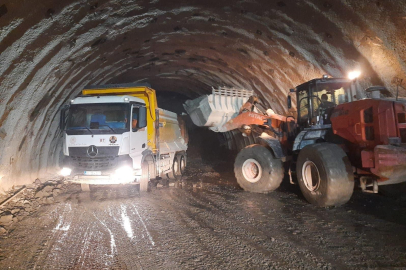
70 156 117 170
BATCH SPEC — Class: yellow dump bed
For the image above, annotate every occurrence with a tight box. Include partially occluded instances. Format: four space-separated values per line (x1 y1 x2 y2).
158 109 188 154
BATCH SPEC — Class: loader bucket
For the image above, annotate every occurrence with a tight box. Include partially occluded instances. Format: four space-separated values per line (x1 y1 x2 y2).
183 87 253 132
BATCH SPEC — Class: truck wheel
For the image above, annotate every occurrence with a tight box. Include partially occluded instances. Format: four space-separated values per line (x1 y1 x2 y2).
167 156 180 180
140 160 150 192
234 145 283 193
178 154 186 176
296 143 354 207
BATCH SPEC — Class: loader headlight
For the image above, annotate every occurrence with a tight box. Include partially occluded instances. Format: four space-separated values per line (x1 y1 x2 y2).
114 166 133 179
60 167 72 176
348 70 361 80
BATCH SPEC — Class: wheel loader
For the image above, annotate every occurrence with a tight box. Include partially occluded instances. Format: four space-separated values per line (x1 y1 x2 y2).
184 77 406 207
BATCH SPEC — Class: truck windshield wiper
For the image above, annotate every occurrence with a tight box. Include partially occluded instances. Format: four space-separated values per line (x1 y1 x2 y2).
100 124 117 133
67 126 94 134
82 127 94 134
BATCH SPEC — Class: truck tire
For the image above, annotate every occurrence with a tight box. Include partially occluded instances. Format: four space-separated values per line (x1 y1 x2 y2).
234 145 283 193
140 160 150 192
167 156 180 180
296 143 354 207
177 154 186 176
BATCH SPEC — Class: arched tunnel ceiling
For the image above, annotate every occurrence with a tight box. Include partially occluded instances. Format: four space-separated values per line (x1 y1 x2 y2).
0 0 406 191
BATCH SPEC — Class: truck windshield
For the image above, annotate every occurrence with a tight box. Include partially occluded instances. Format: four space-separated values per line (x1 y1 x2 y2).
66 103 130 134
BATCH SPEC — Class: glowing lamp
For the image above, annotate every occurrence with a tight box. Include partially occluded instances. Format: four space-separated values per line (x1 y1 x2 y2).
115 166 133 179
60 167 72 176
348 70 361 80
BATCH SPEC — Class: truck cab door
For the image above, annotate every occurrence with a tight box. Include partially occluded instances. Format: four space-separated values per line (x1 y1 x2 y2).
130 105 148 166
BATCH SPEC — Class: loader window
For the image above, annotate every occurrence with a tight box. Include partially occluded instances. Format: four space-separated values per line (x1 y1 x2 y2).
298 90 309 126
315 83 349 106
334 87 348 104
313 83 348 123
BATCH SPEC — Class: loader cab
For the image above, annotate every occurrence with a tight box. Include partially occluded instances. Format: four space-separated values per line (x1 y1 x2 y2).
294 77 352 130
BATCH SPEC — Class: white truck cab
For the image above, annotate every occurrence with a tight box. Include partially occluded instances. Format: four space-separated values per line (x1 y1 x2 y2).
60 85 188 191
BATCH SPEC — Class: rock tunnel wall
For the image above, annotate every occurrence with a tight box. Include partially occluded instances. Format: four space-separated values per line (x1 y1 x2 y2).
0 0 405 192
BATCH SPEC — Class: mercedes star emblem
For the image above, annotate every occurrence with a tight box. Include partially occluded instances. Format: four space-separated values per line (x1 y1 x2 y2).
87 145 98 157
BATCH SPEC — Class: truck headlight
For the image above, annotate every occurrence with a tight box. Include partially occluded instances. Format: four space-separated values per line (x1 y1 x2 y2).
115 166 133 178
60 167 72 176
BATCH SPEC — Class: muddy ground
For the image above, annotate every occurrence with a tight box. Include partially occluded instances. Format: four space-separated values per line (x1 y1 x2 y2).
0 129 406 269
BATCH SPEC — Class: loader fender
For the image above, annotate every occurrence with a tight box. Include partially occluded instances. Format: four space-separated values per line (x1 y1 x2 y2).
258 133 285 159
293 129 328 151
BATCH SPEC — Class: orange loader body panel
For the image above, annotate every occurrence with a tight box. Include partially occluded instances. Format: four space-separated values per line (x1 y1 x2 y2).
331 99 406 184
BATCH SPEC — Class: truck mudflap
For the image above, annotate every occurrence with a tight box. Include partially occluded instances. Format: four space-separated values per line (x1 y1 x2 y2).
368 145 406 185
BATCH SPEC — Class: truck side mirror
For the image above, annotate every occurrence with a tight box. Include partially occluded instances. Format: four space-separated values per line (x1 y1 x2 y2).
59 105 69 130
138 106 147 128
287 96 292 109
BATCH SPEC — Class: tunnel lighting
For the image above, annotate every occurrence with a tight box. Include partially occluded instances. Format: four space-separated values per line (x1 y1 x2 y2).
60 167 72 176
114 166 133 179
348 70 361 80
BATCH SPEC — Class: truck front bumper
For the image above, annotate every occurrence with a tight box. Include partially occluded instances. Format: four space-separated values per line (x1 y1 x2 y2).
368 145 406 185
62 154 142 185
68 174 141 185
65 167 142 185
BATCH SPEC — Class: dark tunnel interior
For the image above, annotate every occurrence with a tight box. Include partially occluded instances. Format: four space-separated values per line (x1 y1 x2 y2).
1 0 406 192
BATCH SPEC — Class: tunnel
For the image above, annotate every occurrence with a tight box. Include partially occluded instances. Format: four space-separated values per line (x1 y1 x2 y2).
1 0 406 192
1 1 406 268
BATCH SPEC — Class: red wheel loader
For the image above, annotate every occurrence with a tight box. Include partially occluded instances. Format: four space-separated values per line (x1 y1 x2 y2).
184 79 406 207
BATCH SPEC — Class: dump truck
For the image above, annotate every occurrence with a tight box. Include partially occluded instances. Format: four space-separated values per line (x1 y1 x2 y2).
59 84 188 191
185 79 406 207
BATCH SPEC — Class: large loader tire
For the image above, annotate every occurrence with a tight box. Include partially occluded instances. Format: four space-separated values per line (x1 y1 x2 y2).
296 143 354 207
234 145 284 193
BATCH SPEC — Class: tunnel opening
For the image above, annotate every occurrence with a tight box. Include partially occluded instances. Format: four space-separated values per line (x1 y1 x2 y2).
148 88 237 188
